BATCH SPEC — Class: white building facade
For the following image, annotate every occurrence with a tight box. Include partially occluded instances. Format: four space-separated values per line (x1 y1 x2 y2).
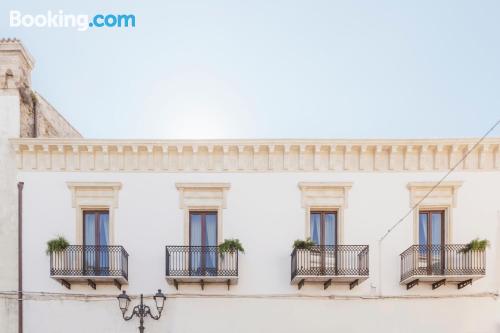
1 39 500 333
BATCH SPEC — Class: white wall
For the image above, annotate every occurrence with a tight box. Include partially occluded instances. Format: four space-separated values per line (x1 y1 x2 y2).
0 90 20 333
16 169 500 332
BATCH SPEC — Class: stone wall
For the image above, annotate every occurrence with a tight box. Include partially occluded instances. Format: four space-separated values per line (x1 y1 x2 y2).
19 87 81 138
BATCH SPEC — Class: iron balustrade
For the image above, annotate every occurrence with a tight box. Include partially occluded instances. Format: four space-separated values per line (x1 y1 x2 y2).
291 245 369 281
50 245 129 279
400 244 486 282
165 246 239 277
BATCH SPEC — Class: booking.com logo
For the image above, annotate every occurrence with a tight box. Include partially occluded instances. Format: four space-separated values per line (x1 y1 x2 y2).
9 10 136 31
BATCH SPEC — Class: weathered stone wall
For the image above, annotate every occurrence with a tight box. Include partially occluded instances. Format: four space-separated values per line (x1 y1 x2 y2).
19 88 81 138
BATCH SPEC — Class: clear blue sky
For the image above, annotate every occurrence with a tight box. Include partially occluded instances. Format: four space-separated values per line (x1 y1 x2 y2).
2 0 499 139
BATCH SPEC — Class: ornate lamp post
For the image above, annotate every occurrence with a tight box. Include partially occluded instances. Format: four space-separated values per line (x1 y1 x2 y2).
117 290 166 333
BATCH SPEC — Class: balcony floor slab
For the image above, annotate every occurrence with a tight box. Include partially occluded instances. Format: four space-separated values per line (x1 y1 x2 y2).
400 274 484 286
51 275 128 285
291 275 368 285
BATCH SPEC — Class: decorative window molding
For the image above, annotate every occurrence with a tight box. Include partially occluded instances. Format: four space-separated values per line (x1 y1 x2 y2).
407 181 462 244
298 182 353 243
298 182 352 208
407 181 462 208
175 183 230 244
67 182 122 245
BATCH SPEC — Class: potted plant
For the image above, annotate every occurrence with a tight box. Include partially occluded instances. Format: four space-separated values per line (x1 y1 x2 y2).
460 238 489 253
293 237 315 250
46 235 69 255
219 239 245 254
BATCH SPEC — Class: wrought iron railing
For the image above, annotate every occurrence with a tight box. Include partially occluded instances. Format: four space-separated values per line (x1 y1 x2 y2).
50 245 129 279
165 246 239 277
400 244 486 282
291 245 369 281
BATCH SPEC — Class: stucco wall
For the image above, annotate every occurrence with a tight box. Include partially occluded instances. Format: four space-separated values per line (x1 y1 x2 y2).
21 297 500 333
0 90 20 333
15 169 500 332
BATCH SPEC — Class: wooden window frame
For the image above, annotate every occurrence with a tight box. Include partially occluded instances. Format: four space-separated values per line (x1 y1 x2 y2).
418 210 445 247
82 210 110 246
188 211 218 276
310 210 338 246
188 211 219 247
418 209 445 275
82 210 110 272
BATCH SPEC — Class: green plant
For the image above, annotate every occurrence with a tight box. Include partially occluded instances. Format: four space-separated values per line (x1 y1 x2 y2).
460 238 489 253
293 237 316 250
219 239 245 254
46 236 69 255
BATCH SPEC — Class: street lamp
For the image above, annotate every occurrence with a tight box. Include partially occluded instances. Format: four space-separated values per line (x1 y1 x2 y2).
117 290 166 333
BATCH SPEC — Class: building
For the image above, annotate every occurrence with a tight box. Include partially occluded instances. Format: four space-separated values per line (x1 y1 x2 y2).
1 39 500 333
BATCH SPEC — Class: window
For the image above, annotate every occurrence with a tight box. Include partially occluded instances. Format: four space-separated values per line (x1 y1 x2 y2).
310 211 337 246
83 210 110 247
418 210 445 274
83 210 110 274
419 210 445 247
189 211 218 247
189 211 217 275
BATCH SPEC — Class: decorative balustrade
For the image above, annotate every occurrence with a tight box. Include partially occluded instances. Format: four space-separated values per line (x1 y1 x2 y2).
400 244 486 283
291 245 369 281
165 246 239 278
50 245 129 280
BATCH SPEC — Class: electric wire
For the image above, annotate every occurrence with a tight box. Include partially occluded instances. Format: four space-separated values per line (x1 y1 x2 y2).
379 119 500 243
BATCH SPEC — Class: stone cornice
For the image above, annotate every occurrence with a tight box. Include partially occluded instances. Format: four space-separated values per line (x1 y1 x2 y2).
10 138 500 172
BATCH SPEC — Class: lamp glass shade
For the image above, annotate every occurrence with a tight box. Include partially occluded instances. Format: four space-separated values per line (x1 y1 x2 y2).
117 291 130 314
153 289 166 312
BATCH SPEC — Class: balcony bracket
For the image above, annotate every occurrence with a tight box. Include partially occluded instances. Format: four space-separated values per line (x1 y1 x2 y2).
87 279 96 290
113 279 122 291
457 279 472 290
227 279 231 291
200 279 204 291
298 279 305 290
349 279 359 290
173 279 179 290
323 279 332 290
432 279 446 290
60 279 71 290
406 279 419 290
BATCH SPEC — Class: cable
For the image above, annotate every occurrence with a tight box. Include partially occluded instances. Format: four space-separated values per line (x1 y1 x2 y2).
379 119 500 243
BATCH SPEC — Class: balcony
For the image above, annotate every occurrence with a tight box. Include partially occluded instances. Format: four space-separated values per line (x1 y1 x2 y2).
50 245 129 290
400 244 486 290
165 246 239 290
291 245 369 290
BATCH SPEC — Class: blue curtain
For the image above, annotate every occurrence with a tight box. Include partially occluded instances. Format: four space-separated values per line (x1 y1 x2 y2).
99 213 109 273
418 213 428 259
431 213 442 246
310 213 321 245
205 215 217 275
430 212 443 273
190 214 202 274
84 213 96 270
419 213 428 245
324 213 336 246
